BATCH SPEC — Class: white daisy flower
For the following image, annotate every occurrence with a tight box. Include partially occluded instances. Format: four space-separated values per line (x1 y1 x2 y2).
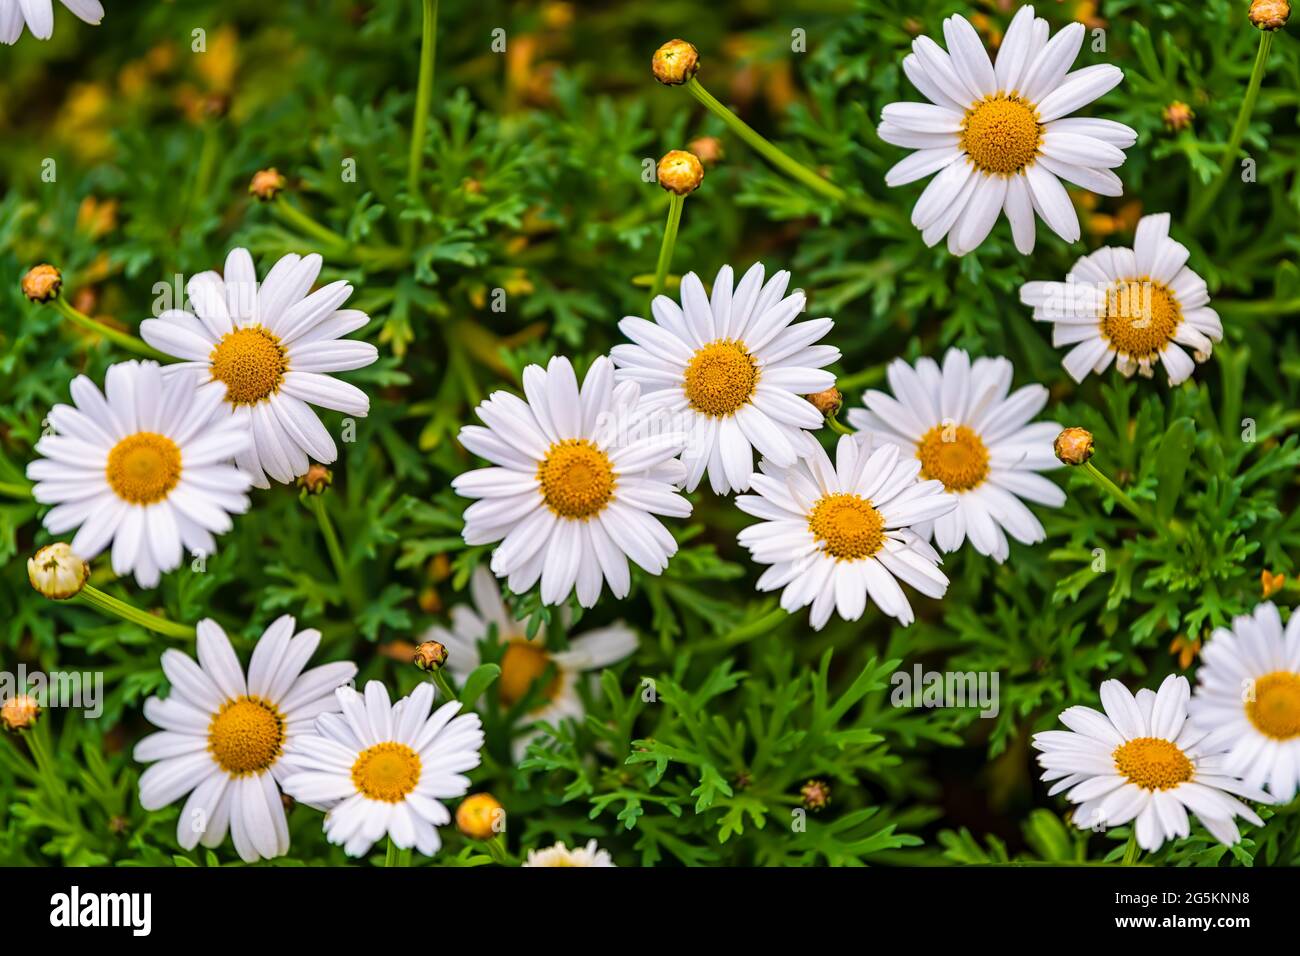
425 566 637 752
281 681 485 858
453 355 691 607
735 433 955 629
133 616 357 863
846 349 1065 563
1033 674 1272 852
140 247 378 489
523 839 615 867
26 360 252 588
1019 213 1222 385
611 262 840 495
1190 602 1300 803
0 0 102 43
880 5 1136 255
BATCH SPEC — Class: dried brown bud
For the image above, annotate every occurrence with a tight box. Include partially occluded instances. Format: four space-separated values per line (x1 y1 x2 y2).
248 168 287 202
1162 101 1194 132
1053 427 1095 466
413 640 449 673
652 39 699 85
800 779 831 811
28 543 89 600
2 695 40 732
1250 0 1290 30
806 387 842 418
297 464 332 495
456 792 505 840
21 264 62 303
687 136 724 167
657 150 704 196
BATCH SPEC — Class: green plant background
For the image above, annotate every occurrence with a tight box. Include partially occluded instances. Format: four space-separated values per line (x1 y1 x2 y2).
0 0 1297 866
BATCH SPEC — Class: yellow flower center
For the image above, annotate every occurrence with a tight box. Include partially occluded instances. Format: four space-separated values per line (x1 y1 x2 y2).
807 493 885 561
917 424 989 492
498 640 563 710
961 94 1042 175
1113 736 1194 791
207 696 285 776
209 326 288 405
351 742 422 803
105 432 182 504
537 439 615 519
1246 672 1300 740
683 339 759 418
1100 279 1182 359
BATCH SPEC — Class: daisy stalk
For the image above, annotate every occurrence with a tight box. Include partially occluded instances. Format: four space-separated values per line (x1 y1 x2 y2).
76 584 196 640
648 192 684 304
271 196 410 270
50 295 169 362
1078 459 1160 531
305 493 364 613
0 480 30 498
683 77 899 223
1187 30 1274 228
384 837 413 867
405 0 439 243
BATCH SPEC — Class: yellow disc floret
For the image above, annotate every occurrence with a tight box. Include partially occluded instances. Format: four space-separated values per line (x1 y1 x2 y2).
106 432 182 504
351 742 422 803
537 439 615 519
1101 279 1182 359
683 339 759 418
210 326 288 405
961 94 1042 175
1247 672 1300 740
498 641 562 709
807 493 885 561
1113 736 1194 791
208 696 285 776
917 425 990 493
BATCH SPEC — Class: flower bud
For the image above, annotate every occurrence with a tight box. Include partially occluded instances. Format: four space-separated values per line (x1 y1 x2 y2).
800 778 831 811
1 694 40 732
1162 101 1194 132
1249 0 1290 30
652 39 699 85
21 264 62 303
1261 569 1285 599
249 168 287 202
657 150 704 196
413 640 449 673
28 543 89 600
297 464 332 495
687 136 724 167
806 386 842 418
1053 427 1095 466
456 792 505 840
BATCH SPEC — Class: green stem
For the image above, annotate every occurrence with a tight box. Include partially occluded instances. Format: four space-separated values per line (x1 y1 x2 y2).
51 298 169 361
684 78 900 222
76 584 196 639
273 197 349 249
308 494 364 613
383 836 412 866
1081 461 1160 531
405 0 439 243
691 607 788 655
431 668 459 703
826 412 853 436
1188 31 1273 227
272 198 409 269
1121 831 1140 866
648 192 685 306
0 480 31 498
